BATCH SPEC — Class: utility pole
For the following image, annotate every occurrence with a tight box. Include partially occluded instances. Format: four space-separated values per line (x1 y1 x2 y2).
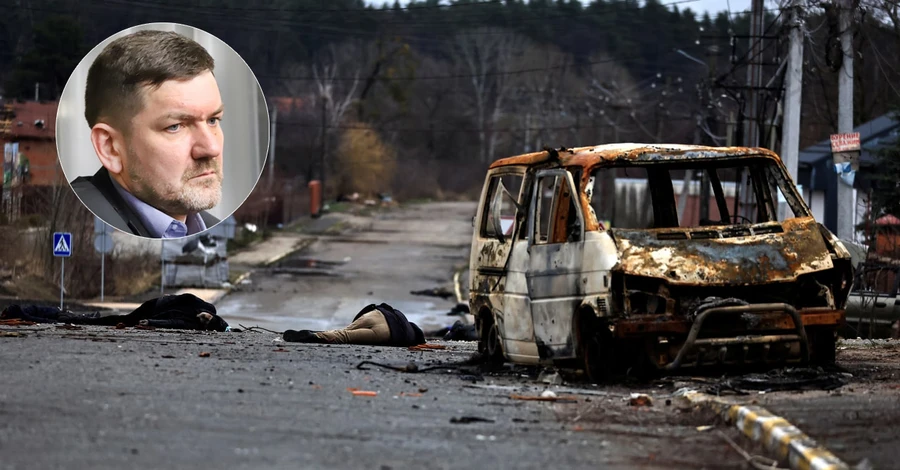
836 0 856 240
745 0 766 149
735 0 767 221
319 97 327 213
780 0 805 219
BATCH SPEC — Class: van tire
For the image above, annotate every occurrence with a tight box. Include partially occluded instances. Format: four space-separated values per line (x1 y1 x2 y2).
577 311 613 383
807 326 837 366
478 315 504 365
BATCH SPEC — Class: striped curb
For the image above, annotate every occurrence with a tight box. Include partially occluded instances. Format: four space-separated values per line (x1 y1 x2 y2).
675 388 850 470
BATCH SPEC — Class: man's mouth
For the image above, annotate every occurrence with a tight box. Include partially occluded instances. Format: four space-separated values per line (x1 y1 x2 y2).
190 171 217 180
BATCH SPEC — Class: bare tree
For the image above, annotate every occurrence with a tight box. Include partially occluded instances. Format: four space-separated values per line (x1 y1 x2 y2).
509 41 576 152
453 28 526 163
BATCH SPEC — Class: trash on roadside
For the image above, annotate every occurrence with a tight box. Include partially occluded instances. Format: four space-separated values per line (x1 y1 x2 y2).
708 367 848 395
696 425 715 432
538 370 563 385
349 389 378 397
450 416 495 424
0 319 36 326
198 351 211 357
0 331 25 337
409 287 455 300
56 323 82 330
510 394 577 403
408 344 446 351
399 392 423 397
540 390 557 398
628 393 653 407
442 321 477 341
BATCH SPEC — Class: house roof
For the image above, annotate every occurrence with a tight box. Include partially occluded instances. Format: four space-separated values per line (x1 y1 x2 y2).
270 96 305 115
799 114 899 167
1 101 58 140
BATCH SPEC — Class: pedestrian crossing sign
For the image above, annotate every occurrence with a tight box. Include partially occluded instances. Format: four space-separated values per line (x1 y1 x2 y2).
53 232 72 257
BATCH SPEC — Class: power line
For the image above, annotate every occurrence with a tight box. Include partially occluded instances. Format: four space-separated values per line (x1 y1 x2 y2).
86 0 703 15
266 53 710 82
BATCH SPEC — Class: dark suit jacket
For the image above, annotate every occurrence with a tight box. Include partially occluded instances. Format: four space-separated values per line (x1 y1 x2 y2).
71 168 219 238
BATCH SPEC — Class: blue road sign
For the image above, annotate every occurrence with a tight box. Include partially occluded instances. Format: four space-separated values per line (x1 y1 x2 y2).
53 232 72 257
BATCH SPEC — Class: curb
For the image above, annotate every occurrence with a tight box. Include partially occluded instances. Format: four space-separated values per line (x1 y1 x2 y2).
675 389 850 470
262 237 317 267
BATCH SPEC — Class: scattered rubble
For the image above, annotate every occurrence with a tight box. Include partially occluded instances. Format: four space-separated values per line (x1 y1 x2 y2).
628 393 653 407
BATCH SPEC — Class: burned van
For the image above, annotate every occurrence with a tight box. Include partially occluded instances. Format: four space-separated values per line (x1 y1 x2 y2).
469 144 853 380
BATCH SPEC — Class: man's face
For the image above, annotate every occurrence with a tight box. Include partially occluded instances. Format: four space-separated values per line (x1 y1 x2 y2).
119 71 224 219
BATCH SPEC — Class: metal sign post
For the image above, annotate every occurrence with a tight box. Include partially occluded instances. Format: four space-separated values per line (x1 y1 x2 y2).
52 232 72 310
93 217 114 302
160 239 165 295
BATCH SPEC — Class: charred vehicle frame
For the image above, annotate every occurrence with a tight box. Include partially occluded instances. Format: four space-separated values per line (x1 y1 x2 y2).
468 144 854 381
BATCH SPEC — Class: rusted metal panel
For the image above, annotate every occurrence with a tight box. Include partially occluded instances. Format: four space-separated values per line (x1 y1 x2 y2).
490 144 781 172
613 310 844 338
611 217 834 286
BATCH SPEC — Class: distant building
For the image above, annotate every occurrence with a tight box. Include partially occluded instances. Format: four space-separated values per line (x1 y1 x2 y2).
1 100 61 221
797 113 899 243
0 100 60 186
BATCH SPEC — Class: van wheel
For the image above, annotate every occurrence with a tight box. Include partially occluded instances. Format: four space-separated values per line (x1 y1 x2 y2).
578 312 613 383
478 318 504 365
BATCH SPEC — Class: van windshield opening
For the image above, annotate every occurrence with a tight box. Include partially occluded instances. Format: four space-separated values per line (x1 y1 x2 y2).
586 158 807 230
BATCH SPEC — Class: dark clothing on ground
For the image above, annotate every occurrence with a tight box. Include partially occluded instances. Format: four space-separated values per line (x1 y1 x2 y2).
1 294 228 332
70 167 218 237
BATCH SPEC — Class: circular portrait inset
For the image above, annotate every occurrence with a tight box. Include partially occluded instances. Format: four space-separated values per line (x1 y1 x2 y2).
57 22 269 239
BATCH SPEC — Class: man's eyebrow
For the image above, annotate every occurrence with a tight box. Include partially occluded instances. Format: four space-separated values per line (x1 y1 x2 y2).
162 105 225 121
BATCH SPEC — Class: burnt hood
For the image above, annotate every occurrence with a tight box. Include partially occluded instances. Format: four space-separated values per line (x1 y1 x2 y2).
609 218 834 285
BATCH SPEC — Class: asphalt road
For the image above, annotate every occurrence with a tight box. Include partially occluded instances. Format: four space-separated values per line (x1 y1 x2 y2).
1 326 756 470
2 201 899 469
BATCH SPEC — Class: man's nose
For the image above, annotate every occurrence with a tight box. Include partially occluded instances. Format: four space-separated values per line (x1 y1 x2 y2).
191 123 223 159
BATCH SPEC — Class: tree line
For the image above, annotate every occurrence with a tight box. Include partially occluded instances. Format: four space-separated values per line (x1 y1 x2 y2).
2 0 900 204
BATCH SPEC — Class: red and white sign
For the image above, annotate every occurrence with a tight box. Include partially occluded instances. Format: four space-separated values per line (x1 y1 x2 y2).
830 132 860 153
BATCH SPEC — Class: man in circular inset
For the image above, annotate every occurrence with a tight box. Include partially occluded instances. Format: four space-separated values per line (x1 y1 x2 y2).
71 30 224 238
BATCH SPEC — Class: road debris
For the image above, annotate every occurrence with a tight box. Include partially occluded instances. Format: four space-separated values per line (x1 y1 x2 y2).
198 352 211 357
56 323 82 330
347 388 378 397
628 393 653 407
450 416 495 424
408 344 446 351
707 367 848 395
510 394 578 403
0 319 36 326
409 287 455 300
717 430 785 470
538 370 563 385
0 331 25 337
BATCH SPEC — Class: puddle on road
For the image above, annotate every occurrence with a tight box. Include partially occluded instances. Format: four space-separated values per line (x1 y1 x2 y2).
278 258 349 268
266 257 351 277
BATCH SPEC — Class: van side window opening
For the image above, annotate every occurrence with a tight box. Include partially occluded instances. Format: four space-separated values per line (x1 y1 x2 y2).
534 174 580 244
481 174 523 239
588 158 808 229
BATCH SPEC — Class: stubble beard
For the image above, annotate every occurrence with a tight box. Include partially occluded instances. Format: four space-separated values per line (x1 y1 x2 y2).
127 149 223 217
